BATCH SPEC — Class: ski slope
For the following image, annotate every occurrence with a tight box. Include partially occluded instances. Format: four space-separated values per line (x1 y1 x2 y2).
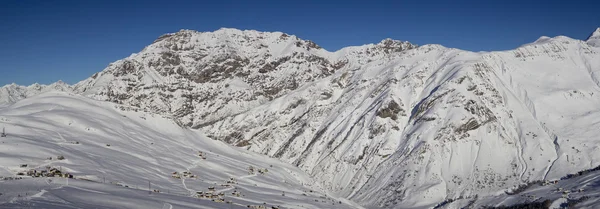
0 92 360 209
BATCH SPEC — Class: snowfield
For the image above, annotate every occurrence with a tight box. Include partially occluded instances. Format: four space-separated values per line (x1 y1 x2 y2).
1 27 600 208
0 92 360 209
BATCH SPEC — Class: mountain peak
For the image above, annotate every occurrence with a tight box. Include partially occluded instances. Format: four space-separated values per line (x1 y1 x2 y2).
375 38 417 53
587 27 600 40
378 38 402 44
587 27 600 47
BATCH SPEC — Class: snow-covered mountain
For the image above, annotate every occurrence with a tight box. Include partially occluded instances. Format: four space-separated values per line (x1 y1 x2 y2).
2 27 600 208
71 29 415 128
0 81 71 105
587 28 600 47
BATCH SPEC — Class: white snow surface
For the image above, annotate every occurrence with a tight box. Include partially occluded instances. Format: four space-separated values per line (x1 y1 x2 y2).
0 92 358 209
439 165 600 209
1 27 600 208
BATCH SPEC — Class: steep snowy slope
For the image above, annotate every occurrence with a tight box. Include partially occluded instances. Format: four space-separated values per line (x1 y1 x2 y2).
0 92 361 209
196 30 600 208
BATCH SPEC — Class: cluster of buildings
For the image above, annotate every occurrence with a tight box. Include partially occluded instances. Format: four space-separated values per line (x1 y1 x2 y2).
18 167 73 178
171 171 196 179
248 166 269 175
195 187 226 202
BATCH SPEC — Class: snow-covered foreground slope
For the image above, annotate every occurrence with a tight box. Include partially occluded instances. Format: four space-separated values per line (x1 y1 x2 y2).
440 165 600 209
0 92 360 209
0 178 249 209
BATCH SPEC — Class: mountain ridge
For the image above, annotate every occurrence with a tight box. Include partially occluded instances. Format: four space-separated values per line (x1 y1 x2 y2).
1 27 600 208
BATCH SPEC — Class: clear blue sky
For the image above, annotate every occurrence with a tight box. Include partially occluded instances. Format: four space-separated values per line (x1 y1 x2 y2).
1 0 598 86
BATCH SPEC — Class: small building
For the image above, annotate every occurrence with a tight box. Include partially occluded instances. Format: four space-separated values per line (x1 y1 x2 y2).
231 191 241 197
49 168 62 175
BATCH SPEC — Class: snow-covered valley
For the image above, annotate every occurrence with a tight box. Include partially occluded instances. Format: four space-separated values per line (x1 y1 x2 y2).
0 92 358 208
1 27 600 208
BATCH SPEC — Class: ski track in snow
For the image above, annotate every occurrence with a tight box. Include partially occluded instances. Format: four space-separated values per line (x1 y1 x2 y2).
181 159 203 196
215 173 258 194
162 203 173 209
30 189 46 198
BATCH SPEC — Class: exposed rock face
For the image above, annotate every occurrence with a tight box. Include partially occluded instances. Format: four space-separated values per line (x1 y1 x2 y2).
72 28 398 127
3 28 600 208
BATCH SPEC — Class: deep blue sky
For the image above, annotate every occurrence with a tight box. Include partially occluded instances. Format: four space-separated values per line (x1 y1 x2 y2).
1 0 598 86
